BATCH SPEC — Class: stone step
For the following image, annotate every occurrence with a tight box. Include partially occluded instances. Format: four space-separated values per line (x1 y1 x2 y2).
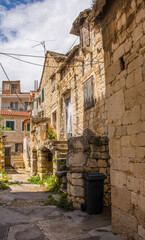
54 148 68 152
56 153 67 159
56 158 66 162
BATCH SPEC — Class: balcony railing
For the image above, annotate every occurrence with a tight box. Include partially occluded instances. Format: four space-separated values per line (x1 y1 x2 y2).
1 107 27 111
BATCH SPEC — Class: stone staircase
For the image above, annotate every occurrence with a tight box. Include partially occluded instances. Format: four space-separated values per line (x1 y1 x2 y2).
50 140 68 171
50 140 68 189
11 153 25 169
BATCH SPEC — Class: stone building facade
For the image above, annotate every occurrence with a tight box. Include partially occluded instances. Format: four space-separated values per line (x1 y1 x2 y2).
30 9 109 203
0 81 30 169
91 0 145 239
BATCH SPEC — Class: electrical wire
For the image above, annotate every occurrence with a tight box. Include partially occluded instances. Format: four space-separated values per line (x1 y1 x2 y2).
0 63 27 108
0 52 104 68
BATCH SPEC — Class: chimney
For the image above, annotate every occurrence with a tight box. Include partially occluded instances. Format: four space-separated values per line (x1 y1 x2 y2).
34 80 38 91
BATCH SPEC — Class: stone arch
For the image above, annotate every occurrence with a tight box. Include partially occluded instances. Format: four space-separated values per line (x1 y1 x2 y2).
38 147 53 179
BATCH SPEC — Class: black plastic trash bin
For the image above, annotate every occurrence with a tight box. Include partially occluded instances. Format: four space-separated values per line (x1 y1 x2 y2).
83 172 107 214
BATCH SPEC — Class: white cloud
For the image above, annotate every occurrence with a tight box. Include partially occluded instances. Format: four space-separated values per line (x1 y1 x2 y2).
0 0 91 92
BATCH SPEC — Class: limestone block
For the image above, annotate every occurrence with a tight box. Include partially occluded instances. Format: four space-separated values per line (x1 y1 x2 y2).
138 225 145 239
67 151 88 168
136 133 145 146
122 146 135 158
67 136 89 151
70 185 84 198
134 66 142 86
112 206 137 240
134 207 145 229
117 13 126 30
132 23 143 43
123 106 140 125
111 170 127 188
90 152 109 160
128 56 143 74
126 71 135 89
98 160 107 168
86 158 98 167
135 147 145 159
118 157 129 171
121 136 130 146
130 163 145 180
105 60 122 84
71 173 82 179
141 104 145 120
131 192 139 205
71 178 84 187
111 187 132 212
138 194 145 211
113 43 125 62
127 121 142 135
125 37 132 53
116 125 127 136
109 138 121 158
107 89 125 124
99 168 107 175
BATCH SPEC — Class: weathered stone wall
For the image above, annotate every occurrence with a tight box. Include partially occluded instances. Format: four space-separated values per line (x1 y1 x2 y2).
95 0 145 239
67 129 110 209
83 24 107 136
0 137 6 171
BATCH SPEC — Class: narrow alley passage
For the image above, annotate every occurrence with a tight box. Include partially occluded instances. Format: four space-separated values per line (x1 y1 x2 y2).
0 169 121 240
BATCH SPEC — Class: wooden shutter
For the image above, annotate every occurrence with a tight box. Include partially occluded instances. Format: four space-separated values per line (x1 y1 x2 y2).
83 76 94 110
42 88 44 103
27 123 30 131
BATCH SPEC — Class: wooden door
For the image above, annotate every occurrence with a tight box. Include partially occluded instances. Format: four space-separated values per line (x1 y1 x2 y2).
5 147 11 166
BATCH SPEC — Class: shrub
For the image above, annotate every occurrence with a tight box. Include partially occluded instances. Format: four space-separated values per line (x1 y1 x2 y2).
45 193 74 211
48 128 56 140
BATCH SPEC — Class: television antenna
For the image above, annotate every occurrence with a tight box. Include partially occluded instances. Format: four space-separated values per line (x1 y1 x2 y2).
27 39 56 55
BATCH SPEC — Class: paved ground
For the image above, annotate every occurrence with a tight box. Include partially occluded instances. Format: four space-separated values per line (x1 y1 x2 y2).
0 169 122 240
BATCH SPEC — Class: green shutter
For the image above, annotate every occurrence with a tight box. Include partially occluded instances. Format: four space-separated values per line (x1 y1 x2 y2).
27 123 30 131
32 101 34 109
42 88 44 103
6 121 14 131
22 122 24 131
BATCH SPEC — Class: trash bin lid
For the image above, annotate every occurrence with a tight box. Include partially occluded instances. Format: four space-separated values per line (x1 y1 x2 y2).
83 172 107 181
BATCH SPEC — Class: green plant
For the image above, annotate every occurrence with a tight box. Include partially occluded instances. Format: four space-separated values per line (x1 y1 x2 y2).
48 128 56 140
0 180 9 190
0 116 11 135
28 174 44 185
28 174 59 192
1 171 7 179
45 175 59 192
52 156 57 162
45 193 74 211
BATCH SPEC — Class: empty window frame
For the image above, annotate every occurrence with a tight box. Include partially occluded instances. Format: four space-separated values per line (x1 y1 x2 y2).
15 143 23 152
11 84 17 94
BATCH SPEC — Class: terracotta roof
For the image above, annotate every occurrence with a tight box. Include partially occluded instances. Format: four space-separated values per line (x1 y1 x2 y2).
0 110 30 117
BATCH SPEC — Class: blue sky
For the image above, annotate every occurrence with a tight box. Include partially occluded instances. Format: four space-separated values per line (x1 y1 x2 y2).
0 0 44 10
0 0 91 91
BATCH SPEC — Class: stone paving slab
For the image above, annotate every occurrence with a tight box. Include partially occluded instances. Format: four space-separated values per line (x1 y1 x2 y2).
7 223 46 240
0 224 9 240
38 216 89 240
0 171 122 240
